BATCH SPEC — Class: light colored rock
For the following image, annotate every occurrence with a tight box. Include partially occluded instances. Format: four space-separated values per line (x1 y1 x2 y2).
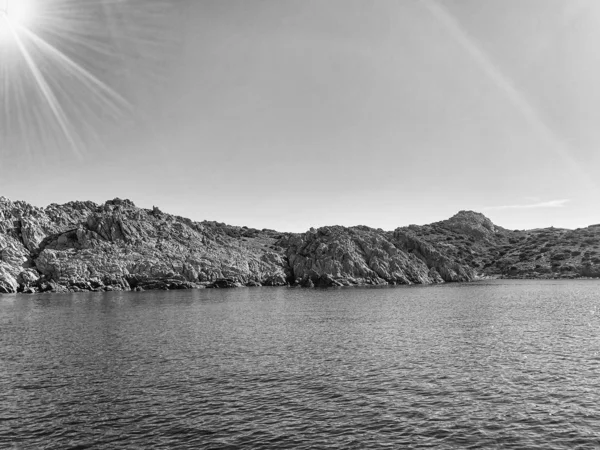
4 197 594 294
0 263 18 293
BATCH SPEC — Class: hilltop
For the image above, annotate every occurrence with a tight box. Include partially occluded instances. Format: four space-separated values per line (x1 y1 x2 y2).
1 198 599 294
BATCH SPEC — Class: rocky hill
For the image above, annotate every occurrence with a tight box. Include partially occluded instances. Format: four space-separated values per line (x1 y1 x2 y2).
1 198 598 294
402 210 600 279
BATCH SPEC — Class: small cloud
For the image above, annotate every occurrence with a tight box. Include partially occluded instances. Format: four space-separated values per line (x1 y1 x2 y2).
484 199 570 211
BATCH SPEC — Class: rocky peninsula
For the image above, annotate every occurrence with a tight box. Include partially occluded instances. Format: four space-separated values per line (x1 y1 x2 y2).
1 196 598 294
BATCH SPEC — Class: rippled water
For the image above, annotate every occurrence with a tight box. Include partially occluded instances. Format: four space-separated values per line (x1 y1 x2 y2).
2 280 600 449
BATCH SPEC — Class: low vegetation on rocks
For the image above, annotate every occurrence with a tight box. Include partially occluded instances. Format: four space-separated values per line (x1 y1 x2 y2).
403 211 600 279
0 198 598 294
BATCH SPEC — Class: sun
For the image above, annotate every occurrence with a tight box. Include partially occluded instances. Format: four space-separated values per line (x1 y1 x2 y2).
1 0 176 157
0 0 35 44
0 0 35 28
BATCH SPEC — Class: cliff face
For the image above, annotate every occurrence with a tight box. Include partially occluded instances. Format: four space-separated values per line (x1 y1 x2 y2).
282 226 446 287
0 197 290 293
1 197 599 294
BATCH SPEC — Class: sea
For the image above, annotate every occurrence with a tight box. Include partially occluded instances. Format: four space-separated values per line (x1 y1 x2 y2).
1 280 600 449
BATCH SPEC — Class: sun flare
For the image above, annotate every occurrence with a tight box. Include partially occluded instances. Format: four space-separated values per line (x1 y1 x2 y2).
0 0 34 28
1 0 176 158
0 0 34 43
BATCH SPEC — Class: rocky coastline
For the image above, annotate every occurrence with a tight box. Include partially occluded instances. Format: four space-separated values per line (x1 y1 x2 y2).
1 196 599 294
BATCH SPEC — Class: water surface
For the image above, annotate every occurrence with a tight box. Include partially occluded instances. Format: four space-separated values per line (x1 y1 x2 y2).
2 280 600 448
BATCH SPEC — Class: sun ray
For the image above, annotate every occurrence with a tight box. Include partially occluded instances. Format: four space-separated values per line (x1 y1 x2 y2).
419 0 596 192
1 0 180 159
4 15 82 157
18 24 131 117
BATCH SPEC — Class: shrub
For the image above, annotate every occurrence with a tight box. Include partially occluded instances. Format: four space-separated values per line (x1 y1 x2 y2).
519 253 531 261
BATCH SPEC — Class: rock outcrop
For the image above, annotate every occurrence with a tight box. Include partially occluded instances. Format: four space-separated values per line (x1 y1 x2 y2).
439 210 498 241
398 213 600 280
0 197 290 294
283 226 453 286
393 229 477 282
1 196 599 294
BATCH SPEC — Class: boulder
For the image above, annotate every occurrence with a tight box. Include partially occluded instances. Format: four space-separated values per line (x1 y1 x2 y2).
0 265 18 294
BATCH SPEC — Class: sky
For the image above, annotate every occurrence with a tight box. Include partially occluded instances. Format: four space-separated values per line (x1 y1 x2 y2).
1 0 600 232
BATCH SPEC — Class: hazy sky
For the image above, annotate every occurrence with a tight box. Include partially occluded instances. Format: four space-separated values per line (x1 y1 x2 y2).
2 0 600 231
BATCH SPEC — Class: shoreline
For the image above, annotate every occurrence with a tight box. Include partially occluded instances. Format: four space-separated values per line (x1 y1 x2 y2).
3 275 600 297
3 198 600 296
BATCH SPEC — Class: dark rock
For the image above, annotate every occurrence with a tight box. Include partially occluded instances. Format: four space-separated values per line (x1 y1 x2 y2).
207 278 243 289
299 277 314 288
315 274 344 288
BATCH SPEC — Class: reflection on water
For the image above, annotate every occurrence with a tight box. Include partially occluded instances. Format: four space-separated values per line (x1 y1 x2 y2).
1 280 600 449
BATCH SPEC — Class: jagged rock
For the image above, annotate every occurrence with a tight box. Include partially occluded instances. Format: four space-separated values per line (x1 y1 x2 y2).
298 276 314 288
315 274 344 288
393 230 476 282
262 273 288 286
283 225 454 286
2 198 599 295
17 269 40 286
428 267 444 283
38 280 69 294
133 278 194 290
0 264 18 293
440 210 498 240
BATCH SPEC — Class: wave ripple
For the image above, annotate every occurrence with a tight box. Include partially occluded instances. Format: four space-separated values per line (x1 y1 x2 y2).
1 280 600 448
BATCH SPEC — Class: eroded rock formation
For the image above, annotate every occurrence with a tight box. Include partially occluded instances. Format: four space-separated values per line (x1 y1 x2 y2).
0 197 290 293
1 197 599 294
